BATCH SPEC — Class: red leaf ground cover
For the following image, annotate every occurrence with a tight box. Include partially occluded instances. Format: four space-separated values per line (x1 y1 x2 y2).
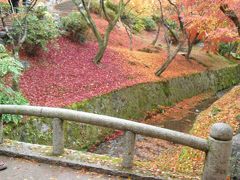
87 14 152 50
20 38 135 106
19 37 206 107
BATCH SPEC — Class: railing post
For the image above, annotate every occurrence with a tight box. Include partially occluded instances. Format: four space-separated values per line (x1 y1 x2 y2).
122 131 136 168
203 123 233 180
52 118 64 155
0 115 3 144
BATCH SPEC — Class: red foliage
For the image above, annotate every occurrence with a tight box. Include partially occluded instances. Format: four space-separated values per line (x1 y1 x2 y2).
19 37 205 107
104 130 124 142
89 14 148 50
20 37 135 106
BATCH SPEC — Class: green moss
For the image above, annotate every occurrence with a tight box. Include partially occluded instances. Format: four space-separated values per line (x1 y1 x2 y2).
4 116 113 151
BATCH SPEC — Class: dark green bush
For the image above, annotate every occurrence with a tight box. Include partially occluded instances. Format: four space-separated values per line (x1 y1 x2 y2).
106 0 119 13
142 17 156 31
0 2 10 13
0 44 28 123
88 0 101 14
218 42 239 59
106 8 117 21
121 12 145 33
152 15 161 23
61 12 89 43
165 19 177 30
132 18 145 33
10 6 59 55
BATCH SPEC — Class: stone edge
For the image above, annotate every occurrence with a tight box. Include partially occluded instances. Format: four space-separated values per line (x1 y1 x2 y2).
0 141 164 180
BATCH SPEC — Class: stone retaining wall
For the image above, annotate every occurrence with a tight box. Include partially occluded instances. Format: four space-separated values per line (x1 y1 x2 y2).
5 65 240 150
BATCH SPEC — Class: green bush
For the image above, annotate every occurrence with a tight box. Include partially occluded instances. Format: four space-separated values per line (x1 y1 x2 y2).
218 42 239 58
10 6 59 55
142 17 156 31
61 12 89 43
88 0 117 20
106 8 117 21
132 18 145 33
0 85 28 123
88 0 101 14
106 0 119 13
121 12 145 33
0 2 10 13
165 19 177 30
152 15 161 23
0 44 28 123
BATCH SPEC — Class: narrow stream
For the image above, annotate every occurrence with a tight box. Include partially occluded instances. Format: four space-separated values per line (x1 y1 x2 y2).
93 89 230 160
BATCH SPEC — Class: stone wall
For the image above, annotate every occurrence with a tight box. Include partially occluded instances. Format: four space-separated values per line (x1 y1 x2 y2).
5 65 240 150
69 65 240 120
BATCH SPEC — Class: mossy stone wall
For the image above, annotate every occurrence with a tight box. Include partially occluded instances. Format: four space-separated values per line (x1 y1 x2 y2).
69 65 240 120
5 65 240 150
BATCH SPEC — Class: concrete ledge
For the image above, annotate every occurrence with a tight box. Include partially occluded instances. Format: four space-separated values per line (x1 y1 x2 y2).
0 139 164 180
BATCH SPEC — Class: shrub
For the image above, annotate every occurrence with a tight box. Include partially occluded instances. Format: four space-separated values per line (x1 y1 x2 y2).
61 12 89 43
152 15 161 23
218 42 239 58
106 0 119 13
88 0 101 14
0 44 28 123
106 8 117 21
142 17 156 31
0 85 28 123
88 0 117 20
132 18 145 33
10 6 59 56
165 19 178 30
0 2 10 13
121 12 145 33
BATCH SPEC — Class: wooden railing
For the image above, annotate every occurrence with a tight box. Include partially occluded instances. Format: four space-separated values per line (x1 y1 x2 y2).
0 105 233 179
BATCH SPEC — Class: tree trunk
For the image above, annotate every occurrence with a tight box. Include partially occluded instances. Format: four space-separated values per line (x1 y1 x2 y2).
12 78 19 91
94 43 107 64
164 23 179 44
220 4 240 37
155 43 183 76
11 46 20 91
186 39 193 61
186 33 199 60
155 57 174 76
13 47 20 60
124 25 133 51
152 23 161 46
87 0 91 9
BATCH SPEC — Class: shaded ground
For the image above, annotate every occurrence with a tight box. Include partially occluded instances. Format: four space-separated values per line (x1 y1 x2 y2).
0 155 119 180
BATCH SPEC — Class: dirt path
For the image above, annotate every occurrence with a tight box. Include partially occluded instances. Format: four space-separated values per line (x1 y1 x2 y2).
0 155 121 180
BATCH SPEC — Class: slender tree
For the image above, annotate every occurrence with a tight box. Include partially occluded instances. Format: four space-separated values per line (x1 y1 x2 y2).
155 0 186 76
0 0 37 91
73 0 130 64
1 0 38 60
